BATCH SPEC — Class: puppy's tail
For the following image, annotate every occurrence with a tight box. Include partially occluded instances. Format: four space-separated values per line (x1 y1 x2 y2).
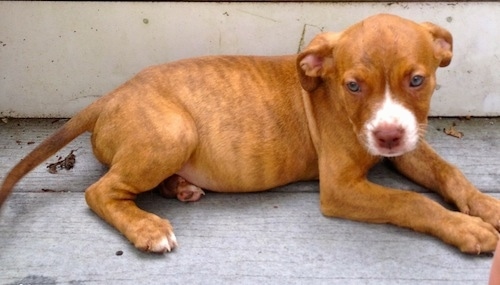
0 98 104 207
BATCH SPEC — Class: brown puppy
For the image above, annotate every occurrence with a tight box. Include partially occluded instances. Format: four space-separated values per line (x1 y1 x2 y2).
1 14 500 254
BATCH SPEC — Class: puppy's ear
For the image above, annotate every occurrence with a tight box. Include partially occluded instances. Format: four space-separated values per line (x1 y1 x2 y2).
421 22 453 67
297 32 340 92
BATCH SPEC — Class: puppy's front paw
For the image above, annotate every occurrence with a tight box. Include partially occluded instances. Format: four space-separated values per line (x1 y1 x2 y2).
129 215 178 253
444 212 498 254
466 193 500 230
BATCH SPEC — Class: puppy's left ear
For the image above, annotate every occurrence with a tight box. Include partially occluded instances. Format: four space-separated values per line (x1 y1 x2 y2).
297 32 340 92
421 22 453 67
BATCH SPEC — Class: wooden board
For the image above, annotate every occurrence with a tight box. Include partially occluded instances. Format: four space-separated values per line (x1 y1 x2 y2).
0 118 499 284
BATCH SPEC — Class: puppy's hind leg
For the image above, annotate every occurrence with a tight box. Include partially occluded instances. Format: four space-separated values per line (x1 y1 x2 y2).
157 175 205 202
85 110 199 253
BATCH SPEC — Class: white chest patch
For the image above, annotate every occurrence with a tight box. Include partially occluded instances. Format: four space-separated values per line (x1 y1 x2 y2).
364 91 419 157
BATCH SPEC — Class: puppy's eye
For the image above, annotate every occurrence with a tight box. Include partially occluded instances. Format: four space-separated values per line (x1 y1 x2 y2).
410 75 424 87
346 81 361 93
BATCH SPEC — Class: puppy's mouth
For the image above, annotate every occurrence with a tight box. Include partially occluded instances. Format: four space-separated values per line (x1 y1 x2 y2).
362 95 420 157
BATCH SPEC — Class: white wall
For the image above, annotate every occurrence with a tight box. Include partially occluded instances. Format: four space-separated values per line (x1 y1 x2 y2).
1 1 499 117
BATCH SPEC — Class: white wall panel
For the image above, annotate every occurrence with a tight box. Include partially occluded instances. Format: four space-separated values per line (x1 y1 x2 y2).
0 1 499 117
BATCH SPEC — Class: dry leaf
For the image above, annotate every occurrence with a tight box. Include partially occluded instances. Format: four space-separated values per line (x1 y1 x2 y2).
443 125 464 139
46 150 77 174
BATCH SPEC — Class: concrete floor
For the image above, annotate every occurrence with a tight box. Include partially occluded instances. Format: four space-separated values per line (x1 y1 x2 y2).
1 117 499 284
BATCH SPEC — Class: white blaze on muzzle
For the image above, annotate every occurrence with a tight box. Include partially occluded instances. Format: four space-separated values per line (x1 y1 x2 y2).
364 90 419 157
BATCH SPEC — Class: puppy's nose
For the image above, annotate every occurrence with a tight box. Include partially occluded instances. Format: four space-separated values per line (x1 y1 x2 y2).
374 126 404 149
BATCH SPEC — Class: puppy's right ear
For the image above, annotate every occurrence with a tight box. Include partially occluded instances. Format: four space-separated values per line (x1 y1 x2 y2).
297 32 340 92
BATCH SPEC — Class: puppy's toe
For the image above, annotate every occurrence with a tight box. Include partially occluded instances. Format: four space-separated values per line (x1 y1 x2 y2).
177 187 205 202
467 193 500 231
451 215 499 254
150 233 178 253
131 217 178 253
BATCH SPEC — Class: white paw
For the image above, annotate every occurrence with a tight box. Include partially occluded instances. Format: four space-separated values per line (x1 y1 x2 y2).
151 233 178 253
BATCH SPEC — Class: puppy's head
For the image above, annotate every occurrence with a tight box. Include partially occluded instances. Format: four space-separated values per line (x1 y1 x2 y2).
298 14 452 157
